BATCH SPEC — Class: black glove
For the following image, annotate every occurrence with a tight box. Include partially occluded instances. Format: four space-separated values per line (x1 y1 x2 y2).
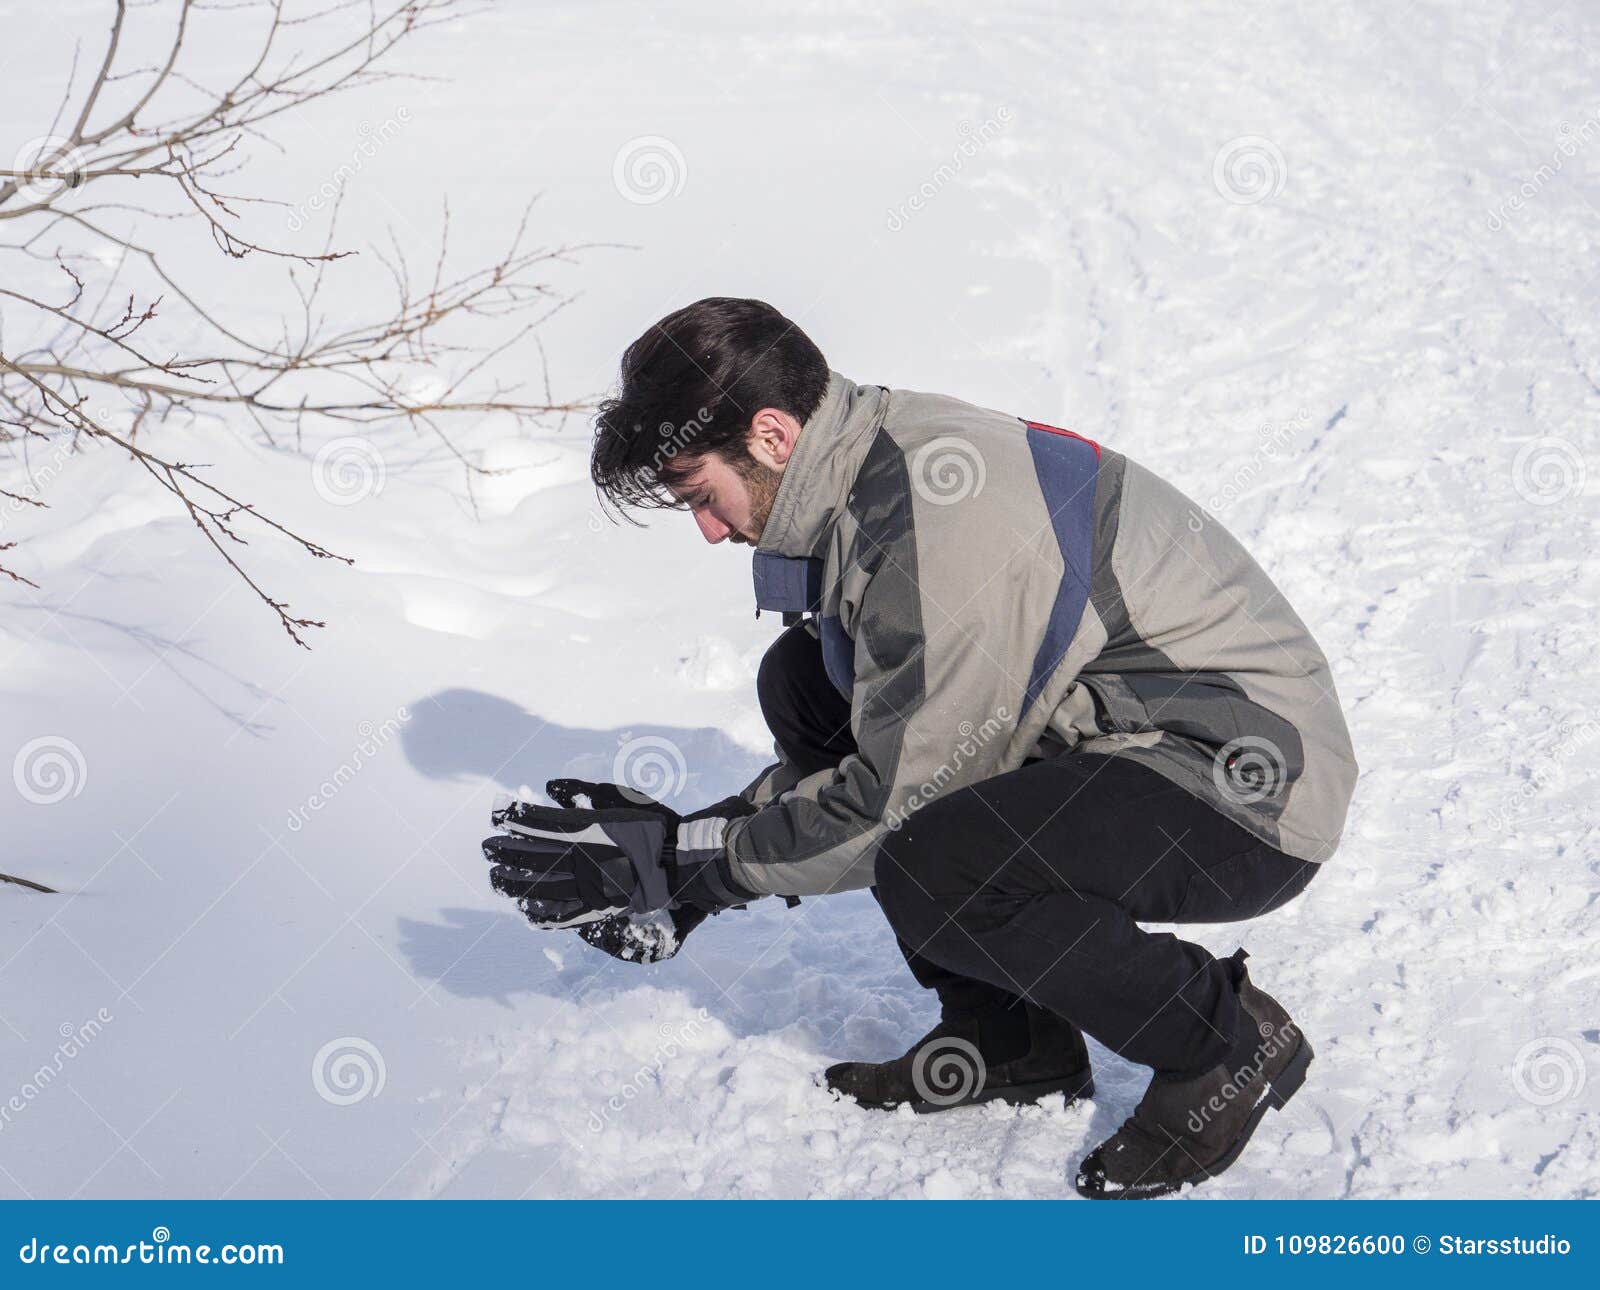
544 778 671 814
546 779 712 962
482 778 757 931
575 905 711 964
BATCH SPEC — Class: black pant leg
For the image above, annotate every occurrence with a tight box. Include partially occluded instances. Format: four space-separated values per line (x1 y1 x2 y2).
865 889 1028 1017
755 623 857 777
873 753 1320 1077
755 623 1023 1019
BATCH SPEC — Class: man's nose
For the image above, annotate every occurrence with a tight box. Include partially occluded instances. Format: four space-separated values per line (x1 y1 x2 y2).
692 508 732 543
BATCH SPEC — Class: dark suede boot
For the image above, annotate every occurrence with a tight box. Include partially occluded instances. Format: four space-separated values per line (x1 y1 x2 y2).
826 1002 1094 1114
1074 950 1312 1199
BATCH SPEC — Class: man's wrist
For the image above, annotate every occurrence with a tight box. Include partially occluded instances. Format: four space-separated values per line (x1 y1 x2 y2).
669 816 758 910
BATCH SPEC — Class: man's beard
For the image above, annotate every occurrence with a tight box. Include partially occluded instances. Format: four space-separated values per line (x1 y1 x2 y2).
731 458 782 545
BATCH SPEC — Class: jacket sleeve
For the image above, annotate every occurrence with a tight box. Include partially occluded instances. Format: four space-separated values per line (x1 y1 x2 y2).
737 756 805 809
721 520 1031 898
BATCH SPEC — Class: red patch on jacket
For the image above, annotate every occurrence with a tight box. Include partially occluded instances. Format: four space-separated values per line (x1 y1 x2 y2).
1024 419 1101 459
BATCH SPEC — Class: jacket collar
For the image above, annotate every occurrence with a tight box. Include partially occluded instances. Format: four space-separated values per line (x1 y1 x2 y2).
756 371 890 560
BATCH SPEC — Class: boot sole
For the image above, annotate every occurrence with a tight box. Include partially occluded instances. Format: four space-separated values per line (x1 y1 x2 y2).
912 1068 1096 1115
836 1068 1095 1116
1074 1035 1313 1200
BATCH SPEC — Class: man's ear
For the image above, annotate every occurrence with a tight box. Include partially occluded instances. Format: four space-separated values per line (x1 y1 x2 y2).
746 408 802 470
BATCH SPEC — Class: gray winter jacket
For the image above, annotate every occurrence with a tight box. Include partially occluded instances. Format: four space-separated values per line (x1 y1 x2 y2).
722 372 1357 898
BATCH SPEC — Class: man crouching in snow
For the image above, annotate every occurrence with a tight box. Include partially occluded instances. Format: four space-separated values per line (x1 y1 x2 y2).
480 297 1359 1199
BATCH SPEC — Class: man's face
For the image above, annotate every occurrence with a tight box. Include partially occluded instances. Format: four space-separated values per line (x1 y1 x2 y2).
671 452 782 545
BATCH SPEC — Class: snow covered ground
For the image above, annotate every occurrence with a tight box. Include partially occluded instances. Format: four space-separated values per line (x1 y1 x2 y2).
2 0 1597 1199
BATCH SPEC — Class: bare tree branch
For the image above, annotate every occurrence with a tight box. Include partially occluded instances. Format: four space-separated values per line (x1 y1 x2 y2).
0 870 58 894
0 0 594 641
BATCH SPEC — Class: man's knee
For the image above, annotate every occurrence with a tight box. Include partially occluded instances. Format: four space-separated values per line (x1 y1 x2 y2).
872 822 976 939
872 831 926 924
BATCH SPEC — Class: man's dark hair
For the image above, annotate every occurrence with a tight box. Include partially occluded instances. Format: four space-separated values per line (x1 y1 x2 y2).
591 297 829 514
